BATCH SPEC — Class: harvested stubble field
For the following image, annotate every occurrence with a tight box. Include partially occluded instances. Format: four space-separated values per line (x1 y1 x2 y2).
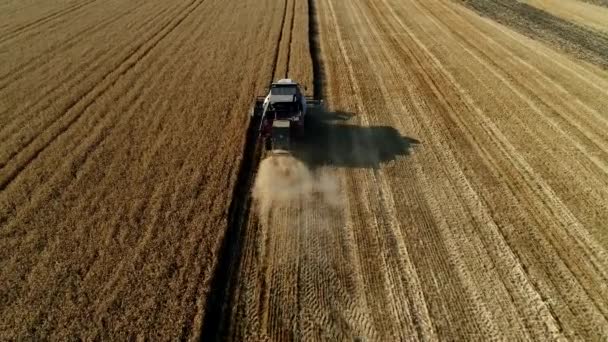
1 0 608 340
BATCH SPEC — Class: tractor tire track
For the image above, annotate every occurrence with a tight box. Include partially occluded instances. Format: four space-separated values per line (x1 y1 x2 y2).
2 0 608 339
0 0 188 224
0 0 81 33
1 0 287 337
0 1 181 147
0 0 204 191
272 0 292 80
0 0 100 48
0 2 211 316
389 0 608 337
0 0 146 90
0 0 99 44
285 0 297 78
199 0 292 340
221 0 608 339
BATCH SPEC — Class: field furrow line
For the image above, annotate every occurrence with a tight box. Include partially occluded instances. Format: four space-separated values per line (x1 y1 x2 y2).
352 0 584 336
410 44 604 340
284 0 297 78
340 4 448 339
2 9 178 176
411 0 608 236
201 0 305 338
357 172 404 336
198 101 264 340
321 117 382 338
384 0 608 332
465 123 608 334
323 3 410 336
0 0 146 91
93 48 247 342
361 30 503 342
274 0 294 80
0 0 247 332
0 0 99 44
336 176 380 338
392 0 608 272
448 38 608 275
400 63 564 337
0 0 205 192
335 174 372 319
0 0 103 49
318 4 428 338
458 0 608 69
0 2 212 318
438 0 608 126
321 0 394 335
94 143 218 327
283 0 313 93
342 1 496 337
0 0 80 32
0 0 211 244
178 163 242 341
455 0 608 94
0 1 190 227
429 0 608 162
0 0 83 33
271 0 290 80
404 73 555 336
0 1 183 147
298 197 368 340
372 170 434 339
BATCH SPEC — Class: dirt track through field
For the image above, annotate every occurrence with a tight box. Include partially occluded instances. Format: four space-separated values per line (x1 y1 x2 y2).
219 0 608 340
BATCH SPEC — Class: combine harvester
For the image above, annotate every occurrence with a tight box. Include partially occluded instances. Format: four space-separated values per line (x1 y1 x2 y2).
251 79 322 152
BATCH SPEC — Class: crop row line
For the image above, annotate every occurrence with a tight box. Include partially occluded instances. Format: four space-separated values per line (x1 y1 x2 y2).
199 0 299 339
0 0 176 153
0 0 205 191
0 0 99 44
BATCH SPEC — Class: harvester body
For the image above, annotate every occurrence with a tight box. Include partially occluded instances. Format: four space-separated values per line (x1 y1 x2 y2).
250 79 321 151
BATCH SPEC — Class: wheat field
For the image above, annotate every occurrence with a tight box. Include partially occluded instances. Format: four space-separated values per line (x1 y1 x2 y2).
2 0 608 340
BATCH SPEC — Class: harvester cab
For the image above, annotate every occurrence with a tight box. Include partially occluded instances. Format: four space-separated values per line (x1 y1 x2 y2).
250 79 322 152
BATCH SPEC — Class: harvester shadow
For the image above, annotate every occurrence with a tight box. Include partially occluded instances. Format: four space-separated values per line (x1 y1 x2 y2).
292 109 420 169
